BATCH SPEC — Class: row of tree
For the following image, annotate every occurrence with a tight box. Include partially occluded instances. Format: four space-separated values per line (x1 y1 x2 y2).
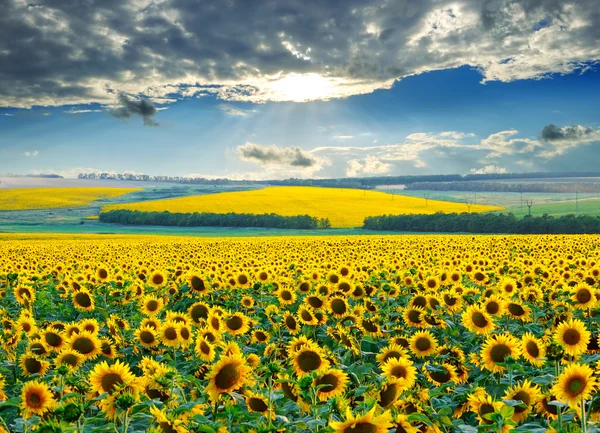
363 212 600 234
78 171 600 188
99 209 331 229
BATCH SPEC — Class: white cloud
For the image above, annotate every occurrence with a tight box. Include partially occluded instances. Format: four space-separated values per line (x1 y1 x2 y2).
24 150 39 157
346 156 391 177
218 104 257 117
470 165 507 174
64 108 103 114
237 142 329 178
2 113 15 116
2 1 599 107
333 135 354 139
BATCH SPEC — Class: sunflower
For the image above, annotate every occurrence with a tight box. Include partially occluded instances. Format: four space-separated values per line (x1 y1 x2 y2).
498 277 517 298
0 373 6 401
403 306 426 328
381 357 417 392
54 348 84 371
20 380 56 416
328 296 349 318
251 329 271 344
283 313 300 334
506 302 532 321
521 332 546 367
89 360 136 396
376 343 409 365
245 391 271 418
72 288 95 312
204 354 252 401
148 271 167 288
330 407 393 433
503 380 542 423
135 325 159 348
14 285 36 305
393 414 419 433
195 336 216 362
571 283 597 309
313 368 349 401
551 363 598 409
535 394 560 420
19 352 50 377
553 318 590 357
467 391 503 426
481 295 505 317
377 381 403 409
188 302 210 324
409 330 439 358
140 295 164 317
68 330 101 359
15 315 37 336
187 273 207 294
424 362 458 387
424 276 440 291
41 328 65 352
480 333 521 373
79 318 100 334
149 405 188 433
462 305 495 335
291 342 330 377
159 320 182 348
276 287 297 305
297 306 319 326
223 312 250 336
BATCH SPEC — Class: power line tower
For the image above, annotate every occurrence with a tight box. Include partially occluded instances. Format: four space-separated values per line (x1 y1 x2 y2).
424 193 430 207
466 201 473 213
575 188 579 214
525 200 533 216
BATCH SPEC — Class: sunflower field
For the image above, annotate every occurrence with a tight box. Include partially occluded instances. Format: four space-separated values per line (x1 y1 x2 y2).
0 233 599 433
0 188 141 211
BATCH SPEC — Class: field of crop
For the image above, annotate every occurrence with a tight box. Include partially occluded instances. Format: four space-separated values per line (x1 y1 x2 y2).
103 186 502 228
0 233 599 433
0 188 141 211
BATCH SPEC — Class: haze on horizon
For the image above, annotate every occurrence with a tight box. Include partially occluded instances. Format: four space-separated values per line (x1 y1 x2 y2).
1 0 600 180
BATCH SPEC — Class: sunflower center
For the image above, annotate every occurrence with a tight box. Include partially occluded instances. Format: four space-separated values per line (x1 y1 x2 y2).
226 316 243 331
486 302 499 315
297 350 322 373
429 367 452 383
164 327 178 340
215 363 241 390
73 337 95 354
301 310 313 322
25 357 42 373
576 289 592 304
508 303 525 316
45 332 62 347
379 383 399 407
563 329 581 345
389 365 407 380
316 373 340 393
248 397 268 412
331 299 347 315
343 422 378 433
75 292 92 307
140 331 155 344
281 290 292 301
152 274 164 285
526 341 540 358
480 403 495 424
567 377 584 395
339 282 351 292
472 312 488 328
415 337 431 352
285 315 297 329
237 275 248 285
513 391 530 413
146 300 159 311
98 269 108 279
382 351 402 364
62 354 79 366
200 341 210 354
408 309 422 323
190 276 205 291
27 393 42 407
101 373 124 394
490 343 510 363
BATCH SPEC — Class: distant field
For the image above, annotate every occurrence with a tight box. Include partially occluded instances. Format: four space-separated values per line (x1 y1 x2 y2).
395 189 600 217
0 187 141 211
104 186 502 228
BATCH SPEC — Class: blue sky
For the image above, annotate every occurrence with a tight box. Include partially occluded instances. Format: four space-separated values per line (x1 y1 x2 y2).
1 0 600 179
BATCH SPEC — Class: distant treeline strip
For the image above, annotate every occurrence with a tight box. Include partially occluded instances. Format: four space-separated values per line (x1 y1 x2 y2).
99 209 331 229
405 181 600 193
363 212 600 234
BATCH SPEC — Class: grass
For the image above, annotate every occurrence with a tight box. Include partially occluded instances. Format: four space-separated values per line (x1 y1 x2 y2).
103 186 502 228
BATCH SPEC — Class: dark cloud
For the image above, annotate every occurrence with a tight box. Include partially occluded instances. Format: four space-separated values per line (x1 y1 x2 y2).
238 143 317 167
0 0 599 107
109 94 159 126
541 124 597 142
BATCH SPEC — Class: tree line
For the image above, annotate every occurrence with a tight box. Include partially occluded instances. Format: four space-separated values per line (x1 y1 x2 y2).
363 212 600 234
99 209 331 229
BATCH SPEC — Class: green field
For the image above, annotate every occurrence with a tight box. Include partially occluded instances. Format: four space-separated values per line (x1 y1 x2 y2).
393 189 600 217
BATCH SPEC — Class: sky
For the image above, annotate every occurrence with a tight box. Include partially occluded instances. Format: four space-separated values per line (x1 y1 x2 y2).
1 0 600 180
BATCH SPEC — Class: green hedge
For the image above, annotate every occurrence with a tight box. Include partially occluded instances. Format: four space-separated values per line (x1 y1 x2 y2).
99 209 331 229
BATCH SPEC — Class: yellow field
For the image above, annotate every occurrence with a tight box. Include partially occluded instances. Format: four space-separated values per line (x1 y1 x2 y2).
0 187 141 211
0 233 598 432
104 186 502 227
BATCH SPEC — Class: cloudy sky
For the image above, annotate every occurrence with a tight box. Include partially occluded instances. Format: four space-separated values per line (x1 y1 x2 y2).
1 0 600 179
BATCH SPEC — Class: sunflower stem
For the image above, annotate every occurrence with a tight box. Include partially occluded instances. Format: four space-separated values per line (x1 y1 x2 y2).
555 361 563 429
267 376 273 427
581 398 587 433
122 408 130 433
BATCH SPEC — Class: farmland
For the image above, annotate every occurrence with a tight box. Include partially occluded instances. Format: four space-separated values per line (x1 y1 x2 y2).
0 188 141 211
103 186 502 228
0 233 598 432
